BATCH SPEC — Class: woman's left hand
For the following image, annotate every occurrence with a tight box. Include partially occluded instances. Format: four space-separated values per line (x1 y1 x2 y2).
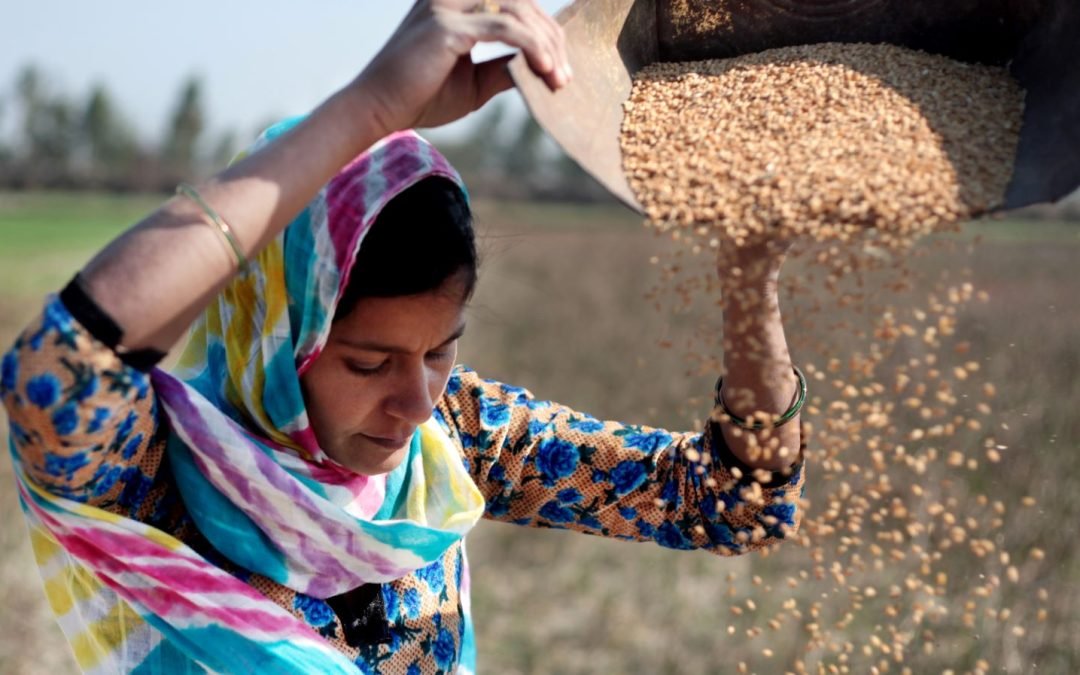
718 237 793 301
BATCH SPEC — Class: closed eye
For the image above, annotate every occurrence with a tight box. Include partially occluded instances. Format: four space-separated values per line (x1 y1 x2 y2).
344 359 388 377
426 348 454 363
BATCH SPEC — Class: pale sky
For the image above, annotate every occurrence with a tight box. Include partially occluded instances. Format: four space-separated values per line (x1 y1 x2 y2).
1 1 572 144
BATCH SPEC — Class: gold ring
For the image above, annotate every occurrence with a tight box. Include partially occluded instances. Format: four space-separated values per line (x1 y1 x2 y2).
472 0 502 14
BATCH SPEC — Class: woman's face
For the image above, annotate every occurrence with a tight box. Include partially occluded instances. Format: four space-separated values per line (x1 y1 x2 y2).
300 275 468 475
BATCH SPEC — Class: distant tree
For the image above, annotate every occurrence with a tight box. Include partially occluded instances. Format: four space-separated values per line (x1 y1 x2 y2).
16 64 78 186
504 113 546 179
210 129 239 169
0 94 10 165
81 83 139 182
162 76 205 178
435 100 509 177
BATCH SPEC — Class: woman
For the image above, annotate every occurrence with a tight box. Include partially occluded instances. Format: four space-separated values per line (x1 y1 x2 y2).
1 1 805 672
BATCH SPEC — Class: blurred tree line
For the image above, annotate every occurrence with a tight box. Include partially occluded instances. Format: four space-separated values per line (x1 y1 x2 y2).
0 65 230 191
0 64 609 202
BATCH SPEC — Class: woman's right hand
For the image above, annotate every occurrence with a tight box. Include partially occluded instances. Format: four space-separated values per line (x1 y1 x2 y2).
356 0 572 135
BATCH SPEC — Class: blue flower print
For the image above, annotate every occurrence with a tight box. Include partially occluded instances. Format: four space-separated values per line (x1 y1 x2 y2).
789 464 803 485
30 300 77 351
26 373 61 408
719 490 743 512
403 588 421 620
764 502 796 527
9 420 30 447
90 464 123 497
382 585 400 621
294 595 335 628
618 506 638 520
568 415 605 434
539 500 575 524
660 480 681 508
498 382 529 402
762 502 797 538
121 433 144 460
44 451 89 481
114 411 138 447
528 418 551 437
432 407 449 430
622 429 673 454
86 407 111 433
704 522 741 551
578 514 603 531
445 373 462 396
525 398 551 412
432 627 457 670
635 519 656 538
117 467 153 511
535 438 579 485
655 522 695 551
51 404 80 436
418 560 445 595
488 463 506 483
63 364 99 403
487 495 512 518
556 487 583 504
355 660 375 675
407 664 422 675
479 395 511 427
0 351 17 394
610 460 648 495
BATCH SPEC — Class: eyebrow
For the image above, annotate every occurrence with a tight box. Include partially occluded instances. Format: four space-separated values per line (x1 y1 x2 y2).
336 322 467 355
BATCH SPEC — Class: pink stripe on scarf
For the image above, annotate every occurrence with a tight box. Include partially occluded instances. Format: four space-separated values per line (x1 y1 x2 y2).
40 516 312 637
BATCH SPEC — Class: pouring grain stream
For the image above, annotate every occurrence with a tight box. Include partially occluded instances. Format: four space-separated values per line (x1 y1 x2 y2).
622 42 1045 671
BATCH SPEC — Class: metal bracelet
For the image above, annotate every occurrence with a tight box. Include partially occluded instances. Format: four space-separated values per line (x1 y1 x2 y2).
714 365 808 431
176 182 248 269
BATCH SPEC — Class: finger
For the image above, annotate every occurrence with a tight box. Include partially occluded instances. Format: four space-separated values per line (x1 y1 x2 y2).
517 0 572 83
473 55 516 106
499 0 568 87
464 12 562 90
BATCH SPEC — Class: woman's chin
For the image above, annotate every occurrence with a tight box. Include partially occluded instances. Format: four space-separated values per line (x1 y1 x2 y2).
331 438 410 476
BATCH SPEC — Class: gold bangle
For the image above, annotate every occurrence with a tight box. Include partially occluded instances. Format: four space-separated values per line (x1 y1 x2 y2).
176 183 248 269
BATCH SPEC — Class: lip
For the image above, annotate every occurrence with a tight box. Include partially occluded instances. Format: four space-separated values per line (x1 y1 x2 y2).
359 433 412 450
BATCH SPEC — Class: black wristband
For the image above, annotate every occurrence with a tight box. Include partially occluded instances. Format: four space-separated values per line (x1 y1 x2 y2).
58 274 167 372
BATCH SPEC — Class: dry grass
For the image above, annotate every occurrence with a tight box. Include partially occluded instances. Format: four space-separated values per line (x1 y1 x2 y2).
2 195 1080 673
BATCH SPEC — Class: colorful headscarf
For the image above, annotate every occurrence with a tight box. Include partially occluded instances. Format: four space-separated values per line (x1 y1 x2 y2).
14 119 485 673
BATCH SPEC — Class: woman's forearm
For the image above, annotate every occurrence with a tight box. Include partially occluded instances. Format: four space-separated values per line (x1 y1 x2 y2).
79 85 384 353
717 250 801 474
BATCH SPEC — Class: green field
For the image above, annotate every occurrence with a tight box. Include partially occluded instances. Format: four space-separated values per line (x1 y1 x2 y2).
2 192 1080 674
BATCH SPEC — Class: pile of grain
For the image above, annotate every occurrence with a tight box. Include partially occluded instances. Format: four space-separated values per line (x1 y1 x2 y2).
621 43 1025 247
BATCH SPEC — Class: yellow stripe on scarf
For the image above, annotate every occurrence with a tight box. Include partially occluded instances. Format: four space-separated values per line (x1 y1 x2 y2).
412 422 484 529
70 599 146 670
43 561 101 616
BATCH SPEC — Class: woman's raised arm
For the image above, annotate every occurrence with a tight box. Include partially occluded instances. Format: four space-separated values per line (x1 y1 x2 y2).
79 0 570 354
715 241 803 473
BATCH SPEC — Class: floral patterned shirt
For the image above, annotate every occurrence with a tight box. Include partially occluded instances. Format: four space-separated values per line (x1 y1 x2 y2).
1 296 804 673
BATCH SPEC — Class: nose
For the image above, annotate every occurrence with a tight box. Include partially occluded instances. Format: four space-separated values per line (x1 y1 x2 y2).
385 363 437 426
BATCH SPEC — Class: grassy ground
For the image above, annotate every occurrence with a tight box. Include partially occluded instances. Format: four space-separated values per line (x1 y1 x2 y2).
1 192 1079 674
